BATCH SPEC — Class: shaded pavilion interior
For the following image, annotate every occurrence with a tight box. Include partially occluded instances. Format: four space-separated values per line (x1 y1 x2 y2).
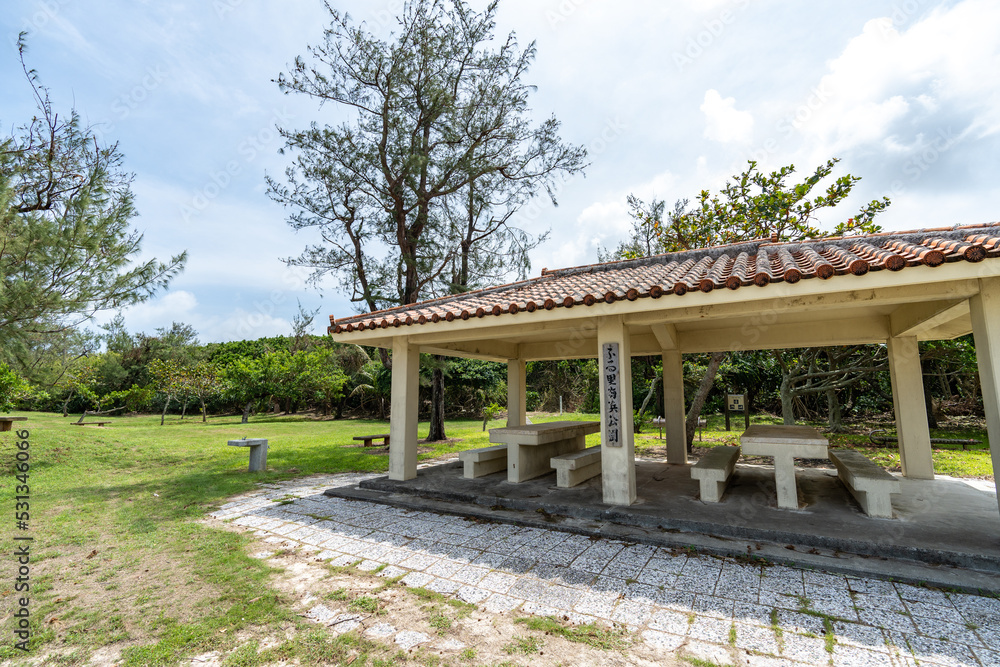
327 224 1000 540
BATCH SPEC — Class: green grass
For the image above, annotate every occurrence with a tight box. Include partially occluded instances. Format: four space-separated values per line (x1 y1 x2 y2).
348 595 382 614
0 410 526 664
514 616 630 651
503 635 543 655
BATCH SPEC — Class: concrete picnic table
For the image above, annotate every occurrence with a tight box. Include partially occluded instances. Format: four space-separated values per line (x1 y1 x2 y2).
488 420 600 483
739 424 829 509
0 416 27 432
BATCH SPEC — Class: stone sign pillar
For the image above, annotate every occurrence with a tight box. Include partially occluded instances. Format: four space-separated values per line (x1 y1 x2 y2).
598 316 636 505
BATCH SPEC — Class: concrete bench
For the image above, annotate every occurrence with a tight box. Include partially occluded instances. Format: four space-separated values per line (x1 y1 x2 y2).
459 445 507 479
353 433 390 447
71 421 113 427
828 449 901 519
550 445 601 488
228 439 268 472
690 445 740 502
0 416 27 432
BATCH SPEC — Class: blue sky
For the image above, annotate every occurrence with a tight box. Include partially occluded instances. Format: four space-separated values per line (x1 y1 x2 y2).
3 0 998 342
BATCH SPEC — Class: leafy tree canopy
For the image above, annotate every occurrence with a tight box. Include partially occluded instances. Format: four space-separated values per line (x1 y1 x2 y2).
604 158 890 261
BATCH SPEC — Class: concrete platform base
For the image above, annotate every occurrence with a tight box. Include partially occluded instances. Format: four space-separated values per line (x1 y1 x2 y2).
325 458 1000 594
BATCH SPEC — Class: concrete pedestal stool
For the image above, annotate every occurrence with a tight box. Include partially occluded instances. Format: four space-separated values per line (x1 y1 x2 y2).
228 439 268 471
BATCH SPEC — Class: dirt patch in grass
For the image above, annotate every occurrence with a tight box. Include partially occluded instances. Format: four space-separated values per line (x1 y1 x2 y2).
17 535 226 663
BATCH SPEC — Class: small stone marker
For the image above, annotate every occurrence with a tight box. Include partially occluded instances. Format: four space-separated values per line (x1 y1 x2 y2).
602 342 623 447
228 438 268 471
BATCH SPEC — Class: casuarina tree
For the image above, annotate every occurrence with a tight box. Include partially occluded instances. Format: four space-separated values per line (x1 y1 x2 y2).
270 0 587 440
0 36 186 357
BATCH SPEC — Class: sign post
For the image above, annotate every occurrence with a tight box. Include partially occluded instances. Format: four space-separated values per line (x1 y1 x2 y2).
727 391 750 431
602 342 622 448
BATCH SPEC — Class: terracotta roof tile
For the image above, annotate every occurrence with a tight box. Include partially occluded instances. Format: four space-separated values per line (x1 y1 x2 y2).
329 223 1000 334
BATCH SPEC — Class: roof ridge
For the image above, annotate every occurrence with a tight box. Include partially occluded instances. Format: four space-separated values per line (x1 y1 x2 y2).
329 222 1000 330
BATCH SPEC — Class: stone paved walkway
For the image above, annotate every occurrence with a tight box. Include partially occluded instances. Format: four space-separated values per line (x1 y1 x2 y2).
209 474 1000 667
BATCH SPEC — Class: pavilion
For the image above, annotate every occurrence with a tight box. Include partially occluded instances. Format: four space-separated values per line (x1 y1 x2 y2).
327 223 1000 517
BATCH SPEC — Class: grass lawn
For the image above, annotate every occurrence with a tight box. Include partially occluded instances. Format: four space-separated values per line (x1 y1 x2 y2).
0 409 604 665
0 409 992 665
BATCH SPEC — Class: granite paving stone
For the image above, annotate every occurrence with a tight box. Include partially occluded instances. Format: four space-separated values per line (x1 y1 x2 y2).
210 473 993 667
832 645 895 667
647 608 691 635
781 633 831 665
831 620 888 652
641 629 686 651
733 621 781 656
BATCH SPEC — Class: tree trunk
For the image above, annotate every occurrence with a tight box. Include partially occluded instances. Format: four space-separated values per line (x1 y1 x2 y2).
636 374 660 433
427 364 447 441
924 384 938 429
827 388 843 431
62 390 75 418
161 394 171 426
181 400 187 419
200 397 207 423
780 376 795 425
242 401 252 424
685 351 725 450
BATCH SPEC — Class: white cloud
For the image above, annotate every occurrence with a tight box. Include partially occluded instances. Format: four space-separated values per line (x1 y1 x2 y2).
701 89 754 144
117 290 199 331
200 309 292 343
792 1 1000 156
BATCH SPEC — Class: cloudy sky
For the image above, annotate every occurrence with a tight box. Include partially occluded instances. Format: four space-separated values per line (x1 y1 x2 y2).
3 0 998 342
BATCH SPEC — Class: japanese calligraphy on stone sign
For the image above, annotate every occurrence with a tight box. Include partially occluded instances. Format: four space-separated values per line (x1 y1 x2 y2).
602 342 622 448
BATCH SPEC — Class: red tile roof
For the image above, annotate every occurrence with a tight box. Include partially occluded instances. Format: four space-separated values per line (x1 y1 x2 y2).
328 223 1000 334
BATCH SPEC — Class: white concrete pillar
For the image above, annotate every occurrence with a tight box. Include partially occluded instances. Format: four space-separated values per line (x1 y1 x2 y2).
661 350 688 464
388 337 420 481
887 335 934 479
598 316 636 506
506 357 527 428
969 278 1000 516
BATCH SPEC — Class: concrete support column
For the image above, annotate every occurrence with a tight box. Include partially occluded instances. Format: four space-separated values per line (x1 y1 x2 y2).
389 337 420 481
887 335 934 479
598 316 636 506
506 357 527 428
661 350 687 464
969 278 1000 516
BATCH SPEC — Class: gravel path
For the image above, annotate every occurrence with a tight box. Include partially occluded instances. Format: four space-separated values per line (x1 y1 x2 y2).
209 474 1000 667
